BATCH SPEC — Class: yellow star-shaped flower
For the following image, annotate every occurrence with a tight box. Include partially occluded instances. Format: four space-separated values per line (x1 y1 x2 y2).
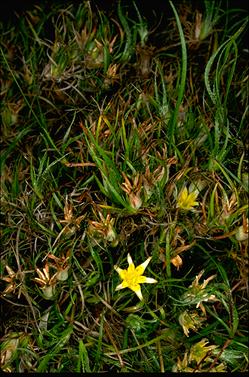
114 253 157 300
176 187 199 210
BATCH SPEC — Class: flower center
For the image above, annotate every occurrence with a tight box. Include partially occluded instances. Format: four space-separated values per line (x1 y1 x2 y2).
125 270 140 287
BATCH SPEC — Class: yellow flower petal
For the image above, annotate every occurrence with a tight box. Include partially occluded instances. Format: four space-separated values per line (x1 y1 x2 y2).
143 277 158 284
114 266 126 279
133 286 143 301
127 253 134 266
136 256 152 274
136 275 147 284
127 264 136 274
115 282 128 290
182 187 188 199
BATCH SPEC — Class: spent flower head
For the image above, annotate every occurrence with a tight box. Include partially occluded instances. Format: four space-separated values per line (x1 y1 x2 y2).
47 251 70 281
121 173 143 210
143 164 165 200
114 253 157 300
88 211 118 246
59 195 85 236
1 265 24 298
34 263 58 299
0 332 31 372
176 186 199 210
181 270 218 314
235 216 248 242
173 339 223 372
178 310 205 337
172 352 194 373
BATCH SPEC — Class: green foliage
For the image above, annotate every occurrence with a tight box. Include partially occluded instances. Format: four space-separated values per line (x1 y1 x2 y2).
0 0 248 373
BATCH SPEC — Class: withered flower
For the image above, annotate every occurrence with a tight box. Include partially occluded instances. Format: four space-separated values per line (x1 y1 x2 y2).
121 173 143 210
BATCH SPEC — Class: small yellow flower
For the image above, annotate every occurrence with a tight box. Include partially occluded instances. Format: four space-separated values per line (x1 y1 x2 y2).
177 187 199 210
189 338 217 364
114 253 157 301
